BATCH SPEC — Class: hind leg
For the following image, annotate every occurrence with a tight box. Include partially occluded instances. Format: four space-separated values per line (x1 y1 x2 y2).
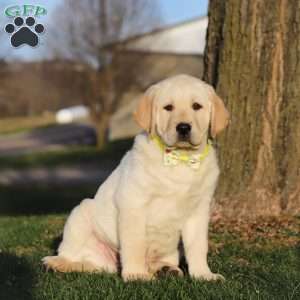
43 236 118 273
42 198 117 273
42 256 100 272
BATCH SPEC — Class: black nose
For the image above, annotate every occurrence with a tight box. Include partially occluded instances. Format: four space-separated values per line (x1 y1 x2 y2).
176 123 191 136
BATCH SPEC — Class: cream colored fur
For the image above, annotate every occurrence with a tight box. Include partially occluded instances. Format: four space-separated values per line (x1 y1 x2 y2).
43 74 229 281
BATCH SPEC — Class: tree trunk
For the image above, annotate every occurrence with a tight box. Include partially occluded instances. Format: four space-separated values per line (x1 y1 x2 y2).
204 0 300 218
93 112 110 150
87 68 114 150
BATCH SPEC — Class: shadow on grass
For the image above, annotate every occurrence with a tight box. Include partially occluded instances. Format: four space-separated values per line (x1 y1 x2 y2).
51 235 63 253
0 252 35 300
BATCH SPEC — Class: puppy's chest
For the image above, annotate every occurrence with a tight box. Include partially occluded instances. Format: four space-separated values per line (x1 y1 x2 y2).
146 167 202 230
146 186 199 228
144 175 201 257
150 164 203 206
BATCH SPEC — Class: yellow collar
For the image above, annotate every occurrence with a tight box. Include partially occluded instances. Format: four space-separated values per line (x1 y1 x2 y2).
151 135 212 169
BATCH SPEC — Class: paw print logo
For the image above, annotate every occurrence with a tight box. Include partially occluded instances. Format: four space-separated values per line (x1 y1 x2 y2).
5 16 44 47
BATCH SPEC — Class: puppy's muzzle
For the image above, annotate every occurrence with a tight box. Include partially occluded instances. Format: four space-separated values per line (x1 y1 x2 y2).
176 123 191 140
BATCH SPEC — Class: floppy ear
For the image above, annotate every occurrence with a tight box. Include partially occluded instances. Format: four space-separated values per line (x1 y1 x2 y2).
210 90 230 138
133 86 156 133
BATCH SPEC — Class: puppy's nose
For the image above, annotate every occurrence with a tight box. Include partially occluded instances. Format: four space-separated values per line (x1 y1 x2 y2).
176 123 191 136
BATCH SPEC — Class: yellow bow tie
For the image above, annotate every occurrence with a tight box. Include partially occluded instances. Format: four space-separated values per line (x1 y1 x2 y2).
151 135 212 169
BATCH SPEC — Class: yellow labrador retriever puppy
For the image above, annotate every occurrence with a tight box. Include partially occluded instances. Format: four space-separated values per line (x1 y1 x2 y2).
43 74 229 281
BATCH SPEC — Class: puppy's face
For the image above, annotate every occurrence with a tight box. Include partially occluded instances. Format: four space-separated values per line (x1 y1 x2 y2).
153 77 212 148
134 75 230 148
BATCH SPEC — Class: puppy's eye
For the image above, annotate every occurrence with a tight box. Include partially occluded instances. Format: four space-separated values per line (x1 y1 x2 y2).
192 102 203 111
164 104 174 111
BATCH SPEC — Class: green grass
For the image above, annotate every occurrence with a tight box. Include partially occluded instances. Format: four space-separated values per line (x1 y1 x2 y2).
0 138 299 299
0 185 299 299
0 115 56 135
0 139 133 169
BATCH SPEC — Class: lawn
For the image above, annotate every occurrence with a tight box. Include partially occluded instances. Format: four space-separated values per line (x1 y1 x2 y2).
0 115 56 135
0 184 299 299
0 138 133 170
0 135 299 299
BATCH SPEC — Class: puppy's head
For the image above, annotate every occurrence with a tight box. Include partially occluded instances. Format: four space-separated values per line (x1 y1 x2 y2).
134 74 230 148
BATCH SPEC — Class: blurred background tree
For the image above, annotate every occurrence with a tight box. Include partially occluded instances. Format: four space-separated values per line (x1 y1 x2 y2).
49 0 161 148
204 0 300 217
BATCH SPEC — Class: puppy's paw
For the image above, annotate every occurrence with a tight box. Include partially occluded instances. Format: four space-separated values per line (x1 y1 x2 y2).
42 256 63 272
155 265 184 278
122 271 153 282
192 272 225 281
42 256 76 273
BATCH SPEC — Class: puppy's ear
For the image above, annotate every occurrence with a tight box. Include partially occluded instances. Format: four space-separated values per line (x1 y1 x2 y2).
210 90 230 138
133 86 157 133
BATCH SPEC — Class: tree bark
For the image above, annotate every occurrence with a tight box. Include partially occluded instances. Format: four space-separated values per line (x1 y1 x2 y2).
92 112 110 149
204 0 300 218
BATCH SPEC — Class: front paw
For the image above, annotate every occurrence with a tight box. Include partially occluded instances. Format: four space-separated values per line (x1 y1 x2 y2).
155 265 184 278
191 272 225 281
122 271 153 281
